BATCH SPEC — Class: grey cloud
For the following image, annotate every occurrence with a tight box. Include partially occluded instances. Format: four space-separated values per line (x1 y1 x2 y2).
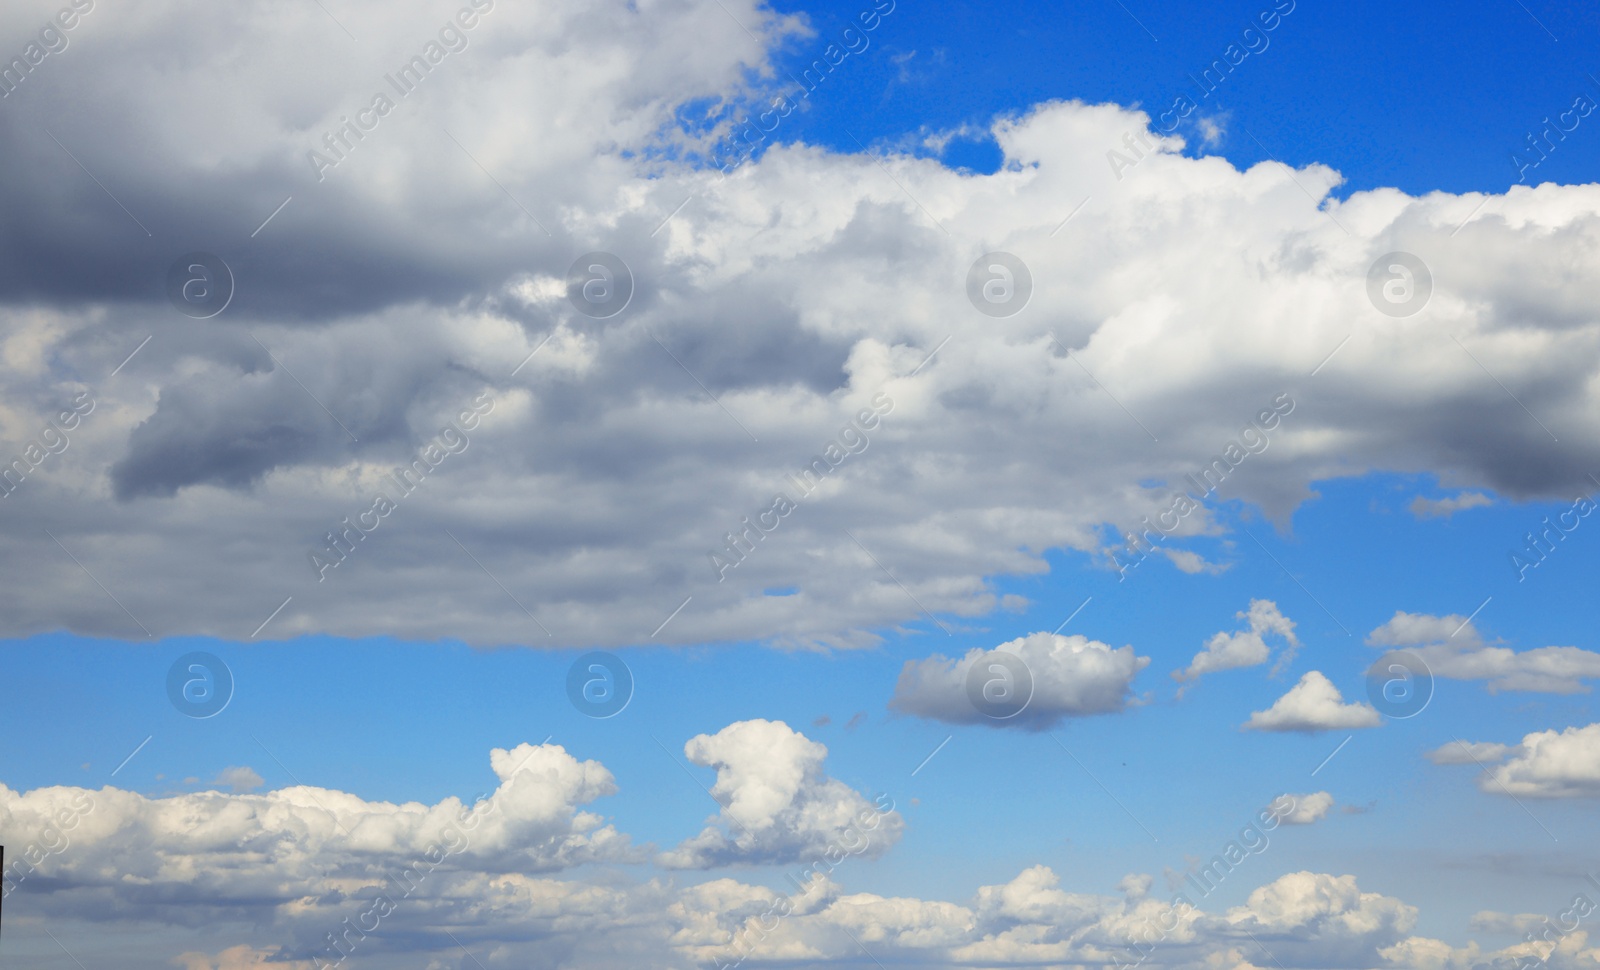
4 4 1600 653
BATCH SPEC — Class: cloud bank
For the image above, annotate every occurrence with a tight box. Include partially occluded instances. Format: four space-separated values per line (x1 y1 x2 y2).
3 0 1600 650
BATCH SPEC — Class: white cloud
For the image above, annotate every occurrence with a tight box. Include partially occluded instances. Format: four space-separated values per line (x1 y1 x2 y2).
1158 547 1230 575
1409 492 1493 519
1367 611 1471 647
1195 113 1229 148
1244 671 1382 733
0 783 1507 970
889 632 1151 730
1226 871 1417 940
1383 930 1600 970
0 739 635 919
1174 599 1299 690
1280 791 1336 824
658 719 904 868
1367 611 1600 693
1442 723 1600 798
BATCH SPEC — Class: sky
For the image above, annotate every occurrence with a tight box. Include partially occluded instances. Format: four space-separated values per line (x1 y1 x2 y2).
2 0 1600 968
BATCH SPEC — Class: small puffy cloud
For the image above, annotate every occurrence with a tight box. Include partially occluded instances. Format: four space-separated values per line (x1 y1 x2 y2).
1426 740 1515 765
1244 671 1382 733
1368 611 1472 647
889 633 1150 731
1158 547 1230 575
1367 611 1600 693
210 766 264 793
1175 599 1299 691
658 719 903 869
1280 791 1336 824
1196 113 1229 148
1409 492 1494 519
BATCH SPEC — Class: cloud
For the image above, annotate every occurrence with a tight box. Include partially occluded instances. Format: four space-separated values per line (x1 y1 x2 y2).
1367 611 1470 647
1425 740 1515 765
1244 671 1382 733
1226 871 1417 942
658 719 903 868
1158 547 1230 575
209 766 263 793
1279 791 1335 824
0 740 635 923
1367 611 1600 693
1409 492 1493 519
0 775 1506 970
1439 723 1600 798
1471 911 1554 934
1383 927 1600 970
1174 599 1299 690
889 632 1150 730
4 42 1600 649
174 945 311 970
1195 113 1229 148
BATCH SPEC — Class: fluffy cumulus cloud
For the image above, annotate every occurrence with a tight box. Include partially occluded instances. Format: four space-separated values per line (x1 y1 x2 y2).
1368 612 1600 693
0 747 1550 970
658 719 904 868
1436 722 1600 798
3 0 1600 651
1383 927 1600 970
1223 871 1418 965
889 632 1150 730
672 866 1423 970
1244 671 1382 733
1279 791 1336 824
1174 598 1299 691
0 739 633 925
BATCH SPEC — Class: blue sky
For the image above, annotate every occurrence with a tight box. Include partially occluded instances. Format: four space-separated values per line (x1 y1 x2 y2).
755 0 1600 195
8 475 1600 945
4 0 1600 967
